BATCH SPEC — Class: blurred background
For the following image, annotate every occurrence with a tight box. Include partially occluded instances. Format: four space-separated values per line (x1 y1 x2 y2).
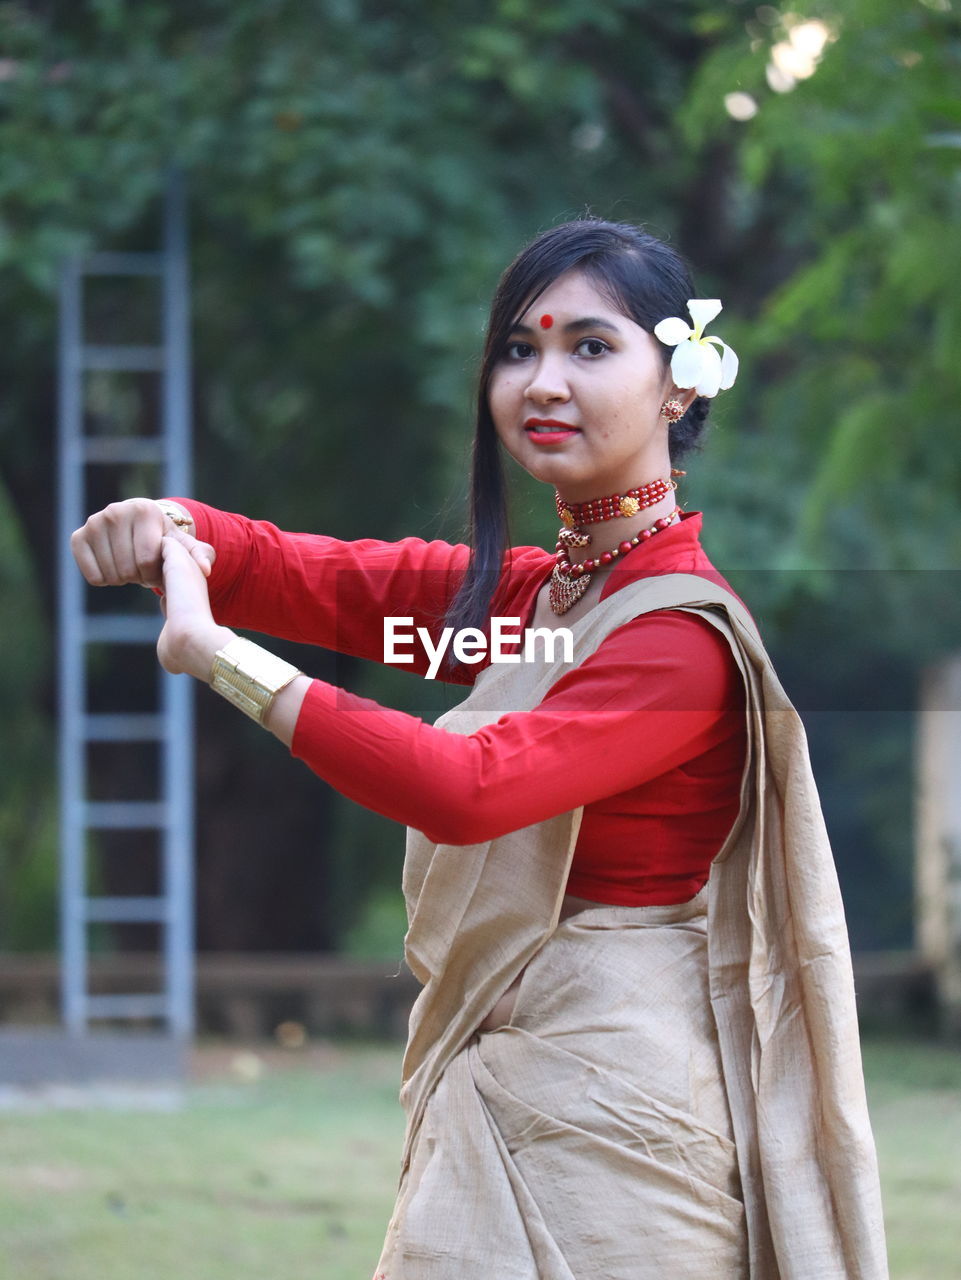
3 0 960 972
1 2 960 1272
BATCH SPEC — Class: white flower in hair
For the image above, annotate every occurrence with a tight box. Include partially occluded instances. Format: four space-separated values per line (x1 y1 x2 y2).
653 299 739 398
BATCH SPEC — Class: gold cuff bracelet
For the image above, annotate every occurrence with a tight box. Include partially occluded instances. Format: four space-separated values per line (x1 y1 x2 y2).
209 636 301 726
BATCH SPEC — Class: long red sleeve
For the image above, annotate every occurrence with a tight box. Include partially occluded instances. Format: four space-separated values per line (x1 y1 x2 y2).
173 500 747 904
178 498 473 679
290 610 743 847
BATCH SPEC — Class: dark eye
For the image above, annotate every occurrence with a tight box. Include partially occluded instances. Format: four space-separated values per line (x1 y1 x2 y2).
504 341 536 360
575 338 610 358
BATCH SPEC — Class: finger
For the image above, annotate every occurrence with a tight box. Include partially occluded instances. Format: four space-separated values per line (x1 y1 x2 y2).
81 521 123 586
99 501 145 583
160 536 190 605
113 519 143 585
169 525 217 578
160 534 211 608
70 528 108 586
192 539 216 577
112 499 163 586
130 508 167 588
161 531 194 576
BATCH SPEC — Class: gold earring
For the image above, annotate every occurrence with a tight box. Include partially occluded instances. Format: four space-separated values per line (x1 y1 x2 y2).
660 398 685 423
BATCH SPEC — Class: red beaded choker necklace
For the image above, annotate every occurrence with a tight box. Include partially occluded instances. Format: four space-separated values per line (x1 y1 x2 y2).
555 476 674 528
549 474 683 615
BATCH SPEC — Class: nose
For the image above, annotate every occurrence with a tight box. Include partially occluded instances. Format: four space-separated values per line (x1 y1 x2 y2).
524 353 571 406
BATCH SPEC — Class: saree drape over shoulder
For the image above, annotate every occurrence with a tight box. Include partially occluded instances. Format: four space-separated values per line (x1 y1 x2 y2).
375 575 888 1280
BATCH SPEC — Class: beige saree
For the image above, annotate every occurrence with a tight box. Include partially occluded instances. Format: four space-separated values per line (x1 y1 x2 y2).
374 575 888 1279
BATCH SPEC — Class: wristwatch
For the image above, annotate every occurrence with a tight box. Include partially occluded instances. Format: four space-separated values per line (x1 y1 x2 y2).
154 499 194 532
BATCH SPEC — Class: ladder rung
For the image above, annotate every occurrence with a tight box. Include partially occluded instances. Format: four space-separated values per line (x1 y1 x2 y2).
85 994 169 1019
59 181 193 1040
81 251 164 277
81 437 165 464
83 713 166 741
85 896 169 923
81 345 165 372
84 802 167 829
84 615 160 643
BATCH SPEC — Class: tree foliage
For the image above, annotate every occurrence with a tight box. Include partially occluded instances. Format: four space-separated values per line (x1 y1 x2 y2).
682 0 961 568
1 0 957 953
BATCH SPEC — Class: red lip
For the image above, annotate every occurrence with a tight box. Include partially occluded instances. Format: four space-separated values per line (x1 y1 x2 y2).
523 417 581 445
524 418 579 430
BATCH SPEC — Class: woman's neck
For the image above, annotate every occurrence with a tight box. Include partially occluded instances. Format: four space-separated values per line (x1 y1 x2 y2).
553 476 679 560
577 492 679 559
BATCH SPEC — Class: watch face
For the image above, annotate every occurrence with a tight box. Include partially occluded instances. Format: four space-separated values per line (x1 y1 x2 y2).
157 501 191 527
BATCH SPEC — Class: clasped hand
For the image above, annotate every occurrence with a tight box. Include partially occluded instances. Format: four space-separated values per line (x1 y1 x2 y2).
156 537 233 679
71 498 232 682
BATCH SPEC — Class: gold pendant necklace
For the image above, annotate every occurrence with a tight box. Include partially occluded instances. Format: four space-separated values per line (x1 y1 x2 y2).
549 526 592 614
549 564 591 614
548 510 681 615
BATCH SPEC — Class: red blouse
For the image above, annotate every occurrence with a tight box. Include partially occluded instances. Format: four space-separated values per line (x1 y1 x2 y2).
179 501 748 906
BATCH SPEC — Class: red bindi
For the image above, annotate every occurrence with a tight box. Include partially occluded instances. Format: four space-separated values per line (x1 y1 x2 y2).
539 314 554 329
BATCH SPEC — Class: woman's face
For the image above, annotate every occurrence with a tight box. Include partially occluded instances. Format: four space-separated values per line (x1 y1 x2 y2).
487 269 681 501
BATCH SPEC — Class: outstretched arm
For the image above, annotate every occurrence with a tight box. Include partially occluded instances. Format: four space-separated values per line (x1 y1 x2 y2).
174 499 472 673
158 535 744 846
73 496 474 680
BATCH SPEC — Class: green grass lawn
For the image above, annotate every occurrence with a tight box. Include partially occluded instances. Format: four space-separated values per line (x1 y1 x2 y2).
0 1042 406 1280
860 1038 961 1280
0 1035 958 1279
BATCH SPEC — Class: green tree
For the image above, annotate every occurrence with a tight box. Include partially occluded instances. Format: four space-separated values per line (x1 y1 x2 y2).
2 0 955 956
681 0 961 568
0 0 741 951
680 0 961 946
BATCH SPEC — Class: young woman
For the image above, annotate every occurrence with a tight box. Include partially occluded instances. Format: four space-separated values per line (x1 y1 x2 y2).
72 220 888 1278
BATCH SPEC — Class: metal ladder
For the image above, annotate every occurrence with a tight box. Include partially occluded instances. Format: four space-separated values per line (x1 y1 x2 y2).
57 171 195 1038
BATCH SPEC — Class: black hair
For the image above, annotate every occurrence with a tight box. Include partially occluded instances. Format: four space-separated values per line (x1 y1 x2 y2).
447 218 711 636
